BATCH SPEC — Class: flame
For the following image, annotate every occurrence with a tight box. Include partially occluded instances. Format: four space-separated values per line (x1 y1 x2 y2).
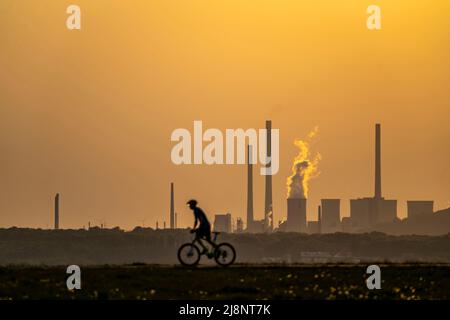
286 126 321 199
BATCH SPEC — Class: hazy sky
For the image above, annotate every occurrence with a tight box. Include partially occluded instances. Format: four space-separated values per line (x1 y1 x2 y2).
1 0 449 229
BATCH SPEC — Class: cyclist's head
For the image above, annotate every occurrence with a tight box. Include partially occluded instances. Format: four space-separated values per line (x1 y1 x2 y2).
186 199 197 209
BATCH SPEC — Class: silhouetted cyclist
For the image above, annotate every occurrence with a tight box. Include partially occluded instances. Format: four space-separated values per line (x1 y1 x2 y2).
187 199 216 253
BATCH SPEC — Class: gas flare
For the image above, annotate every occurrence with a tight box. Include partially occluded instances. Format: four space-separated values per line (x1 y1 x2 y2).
286 127 321 199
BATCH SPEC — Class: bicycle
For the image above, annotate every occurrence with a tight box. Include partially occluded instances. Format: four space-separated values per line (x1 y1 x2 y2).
177 231 236 266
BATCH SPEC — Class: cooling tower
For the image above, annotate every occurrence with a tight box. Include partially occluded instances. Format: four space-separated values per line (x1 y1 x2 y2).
286 198 306 232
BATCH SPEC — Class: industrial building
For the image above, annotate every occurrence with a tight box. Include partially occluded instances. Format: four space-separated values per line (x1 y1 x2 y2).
407 201 434 218
307 221 320 234
350 198 397 230
214 213 232 233
341 217 352 233
236 217 244 233
349 124 398 231
350 198 371 229
321 199 341 233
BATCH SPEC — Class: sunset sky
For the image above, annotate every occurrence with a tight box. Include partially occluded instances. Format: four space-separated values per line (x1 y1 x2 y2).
1 0 449 229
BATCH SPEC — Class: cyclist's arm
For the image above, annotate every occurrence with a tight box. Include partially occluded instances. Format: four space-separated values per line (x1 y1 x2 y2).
193 215 198 230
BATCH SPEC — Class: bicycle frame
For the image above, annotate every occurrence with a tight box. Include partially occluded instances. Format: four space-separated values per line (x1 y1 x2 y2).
191 232 219 254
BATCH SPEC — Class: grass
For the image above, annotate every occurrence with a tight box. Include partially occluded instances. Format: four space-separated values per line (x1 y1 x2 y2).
0 264 449 300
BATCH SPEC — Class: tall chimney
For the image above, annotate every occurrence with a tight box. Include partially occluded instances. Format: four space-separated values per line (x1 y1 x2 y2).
246 145 254 232
318 205 322 234
54 193 60 230
264 120 273 231
170 182 175 229
374 123 382 199
175 212 178 229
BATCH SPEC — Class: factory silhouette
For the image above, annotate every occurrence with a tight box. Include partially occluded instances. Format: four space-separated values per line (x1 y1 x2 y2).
2 121 448 266
165 122 447 235
49 121 448 235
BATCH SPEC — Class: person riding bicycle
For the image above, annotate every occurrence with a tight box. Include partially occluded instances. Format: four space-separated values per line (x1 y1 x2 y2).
177 199 236 266
187 199 216 252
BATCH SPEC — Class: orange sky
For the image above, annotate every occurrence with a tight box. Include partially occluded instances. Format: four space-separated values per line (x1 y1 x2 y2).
1 0 449 229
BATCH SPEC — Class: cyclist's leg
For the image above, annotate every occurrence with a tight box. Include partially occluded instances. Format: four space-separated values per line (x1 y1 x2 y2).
203 229 217 248
195 231 208 253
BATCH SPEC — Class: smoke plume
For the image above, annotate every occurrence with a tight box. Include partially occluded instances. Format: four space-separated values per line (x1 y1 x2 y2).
286 127 321 199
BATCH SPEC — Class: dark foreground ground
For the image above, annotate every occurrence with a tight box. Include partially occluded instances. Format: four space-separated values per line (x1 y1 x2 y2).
0 264 449 300
2 229 450 265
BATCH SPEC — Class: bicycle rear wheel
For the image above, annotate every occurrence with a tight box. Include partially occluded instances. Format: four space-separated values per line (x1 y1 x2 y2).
214 243 236 266
178 243 201 266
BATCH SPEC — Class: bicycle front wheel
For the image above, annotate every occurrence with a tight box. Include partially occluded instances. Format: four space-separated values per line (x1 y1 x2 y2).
214 243 236 266
178 243 201 266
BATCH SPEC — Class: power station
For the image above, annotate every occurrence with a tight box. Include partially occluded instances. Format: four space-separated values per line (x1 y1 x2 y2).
246 122 401 233
160 122 439 234
253 123 436 234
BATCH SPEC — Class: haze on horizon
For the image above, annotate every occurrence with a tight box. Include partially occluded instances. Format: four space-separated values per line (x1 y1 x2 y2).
1 0 449 230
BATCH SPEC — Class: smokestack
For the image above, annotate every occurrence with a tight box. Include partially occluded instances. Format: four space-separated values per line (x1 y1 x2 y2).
54 193 60 230
286 198 306 232
175 212 178 229
170 183 175 229
246 145 254 232
374 123 382 199
318 205 322 234
264 120 273 231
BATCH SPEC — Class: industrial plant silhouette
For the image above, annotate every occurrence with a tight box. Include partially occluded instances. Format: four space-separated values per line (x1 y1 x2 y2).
1 120 449 266
168 122 446 235
43 122 448 237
